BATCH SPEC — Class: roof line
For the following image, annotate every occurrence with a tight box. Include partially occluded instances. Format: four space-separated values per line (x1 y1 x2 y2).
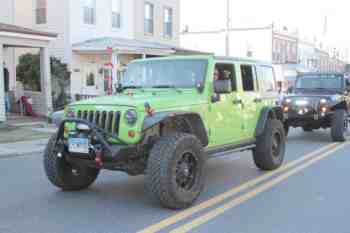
0 23 57 38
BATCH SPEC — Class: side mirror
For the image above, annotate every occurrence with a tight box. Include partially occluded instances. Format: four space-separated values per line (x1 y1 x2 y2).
214 80 232 94
346 86 350 93
345 79 350 91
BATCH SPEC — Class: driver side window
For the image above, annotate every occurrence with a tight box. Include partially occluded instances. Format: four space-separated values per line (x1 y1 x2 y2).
214 63 237 92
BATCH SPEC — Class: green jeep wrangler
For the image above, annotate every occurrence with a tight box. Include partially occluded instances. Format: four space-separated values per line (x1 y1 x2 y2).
44 56 286 209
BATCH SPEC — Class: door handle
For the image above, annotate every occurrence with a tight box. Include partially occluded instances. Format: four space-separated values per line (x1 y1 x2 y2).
233 99 243 105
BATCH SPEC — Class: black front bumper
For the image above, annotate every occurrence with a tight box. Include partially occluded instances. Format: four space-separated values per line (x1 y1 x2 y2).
57 118 138 165
284 107 333 127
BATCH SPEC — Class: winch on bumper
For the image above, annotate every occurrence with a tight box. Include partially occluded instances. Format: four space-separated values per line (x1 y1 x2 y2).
56 118 144 173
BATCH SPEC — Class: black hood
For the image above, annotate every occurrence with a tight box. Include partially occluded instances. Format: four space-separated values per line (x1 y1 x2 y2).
293 88 342 95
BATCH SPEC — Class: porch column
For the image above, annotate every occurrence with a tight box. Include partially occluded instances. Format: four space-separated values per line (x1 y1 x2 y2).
111 52 119 90
40 47 53 116
0 43 5 122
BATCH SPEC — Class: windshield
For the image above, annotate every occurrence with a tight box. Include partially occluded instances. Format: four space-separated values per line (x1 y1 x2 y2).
295 75 344 90
122 59 208 89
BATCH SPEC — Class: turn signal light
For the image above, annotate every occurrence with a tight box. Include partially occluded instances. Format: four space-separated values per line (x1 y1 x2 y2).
64 127 70 134
283 106 289 113
321 107 327 113
128 130 136 138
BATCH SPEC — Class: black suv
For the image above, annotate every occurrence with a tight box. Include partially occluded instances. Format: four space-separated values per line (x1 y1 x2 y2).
282 73 350 141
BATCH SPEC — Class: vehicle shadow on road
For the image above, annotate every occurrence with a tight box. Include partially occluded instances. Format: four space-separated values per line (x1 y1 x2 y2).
46 153 261 212
287 128 332 143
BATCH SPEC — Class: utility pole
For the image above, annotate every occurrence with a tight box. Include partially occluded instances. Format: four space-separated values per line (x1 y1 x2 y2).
225 0 230 56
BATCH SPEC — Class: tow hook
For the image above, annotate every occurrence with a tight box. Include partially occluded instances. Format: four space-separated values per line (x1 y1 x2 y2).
94 146 104 168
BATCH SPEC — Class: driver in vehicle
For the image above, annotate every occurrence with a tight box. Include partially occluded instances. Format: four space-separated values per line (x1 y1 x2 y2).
214 69 221 81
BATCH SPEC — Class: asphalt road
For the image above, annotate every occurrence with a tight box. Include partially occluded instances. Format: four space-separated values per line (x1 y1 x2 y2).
0 128 349 233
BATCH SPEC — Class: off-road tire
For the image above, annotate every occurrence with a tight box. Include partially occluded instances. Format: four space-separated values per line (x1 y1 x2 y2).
44 134 100 191
302 126 313 132
331 109 349 142
146 133 206 209
253 119 286 171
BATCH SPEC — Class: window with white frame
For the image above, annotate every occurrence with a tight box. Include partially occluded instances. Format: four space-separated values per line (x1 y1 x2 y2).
164 7 173 38
144 2 154 35
112 0 121 29
36 0 47 24
86 72 95 86
83 0 96 25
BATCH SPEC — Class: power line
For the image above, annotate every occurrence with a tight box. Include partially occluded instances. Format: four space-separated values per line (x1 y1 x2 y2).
180 25 273 35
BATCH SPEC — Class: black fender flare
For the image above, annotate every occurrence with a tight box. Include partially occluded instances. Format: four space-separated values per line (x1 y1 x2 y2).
255 106 284 137
142 111 209 146
330 100 348 112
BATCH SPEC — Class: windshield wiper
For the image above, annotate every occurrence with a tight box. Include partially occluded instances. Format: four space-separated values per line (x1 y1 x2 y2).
152 85 182 92
152 85 177 88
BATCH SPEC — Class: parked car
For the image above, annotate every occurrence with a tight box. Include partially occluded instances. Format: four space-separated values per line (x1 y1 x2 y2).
282 73 350 141
43 56 285 209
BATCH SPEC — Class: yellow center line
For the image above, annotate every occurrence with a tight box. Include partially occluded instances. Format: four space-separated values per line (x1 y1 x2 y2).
137 143 339 233
170 142 350 233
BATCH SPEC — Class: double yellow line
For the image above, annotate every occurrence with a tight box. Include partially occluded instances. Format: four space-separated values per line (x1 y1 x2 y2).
138 142 349 233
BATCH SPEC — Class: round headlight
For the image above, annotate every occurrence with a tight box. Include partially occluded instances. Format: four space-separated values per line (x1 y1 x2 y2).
285 98 292 104
320 98 328 104
125 109 138 125
66 108 75 118
331 95 340 102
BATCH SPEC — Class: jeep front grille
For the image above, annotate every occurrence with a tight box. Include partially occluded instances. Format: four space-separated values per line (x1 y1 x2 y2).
76 110 121 135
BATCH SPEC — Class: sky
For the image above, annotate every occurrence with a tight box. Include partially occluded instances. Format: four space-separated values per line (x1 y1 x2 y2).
181 0 349 60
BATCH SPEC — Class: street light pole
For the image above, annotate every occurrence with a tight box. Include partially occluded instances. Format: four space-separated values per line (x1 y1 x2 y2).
225 0 230 56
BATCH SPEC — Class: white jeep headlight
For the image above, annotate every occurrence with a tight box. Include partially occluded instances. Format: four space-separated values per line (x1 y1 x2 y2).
125 109 138 125
320 98 328 104
285 98 292 103
295 100 309 106
331 95 340 102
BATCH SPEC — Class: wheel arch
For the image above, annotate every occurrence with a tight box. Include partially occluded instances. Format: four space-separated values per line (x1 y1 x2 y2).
330 100 349 113
255 106 284 137
142 111 209 146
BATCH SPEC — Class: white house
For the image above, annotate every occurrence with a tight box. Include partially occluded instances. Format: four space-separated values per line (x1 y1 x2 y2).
0 0 56 122
15 0 181 99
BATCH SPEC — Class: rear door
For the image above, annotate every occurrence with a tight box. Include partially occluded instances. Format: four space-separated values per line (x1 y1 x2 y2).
239 64 261 138
256 65 279 109
209 62 245 145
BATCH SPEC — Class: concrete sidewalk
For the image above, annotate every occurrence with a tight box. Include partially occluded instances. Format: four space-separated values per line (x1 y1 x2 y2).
0 139 48 158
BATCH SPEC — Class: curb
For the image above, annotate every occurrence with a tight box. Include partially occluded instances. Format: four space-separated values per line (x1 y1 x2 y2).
0 139 48 159
0 151 44 159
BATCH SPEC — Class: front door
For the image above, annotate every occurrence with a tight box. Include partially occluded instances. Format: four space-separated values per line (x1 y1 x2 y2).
83 63 99 96
209 63 245 146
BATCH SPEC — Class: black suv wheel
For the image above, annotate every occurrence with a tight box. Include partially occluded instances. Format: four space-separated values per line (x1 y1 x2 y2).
253 119 286 170
44 134 100 191
331 109 349 142
146 133 206 209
